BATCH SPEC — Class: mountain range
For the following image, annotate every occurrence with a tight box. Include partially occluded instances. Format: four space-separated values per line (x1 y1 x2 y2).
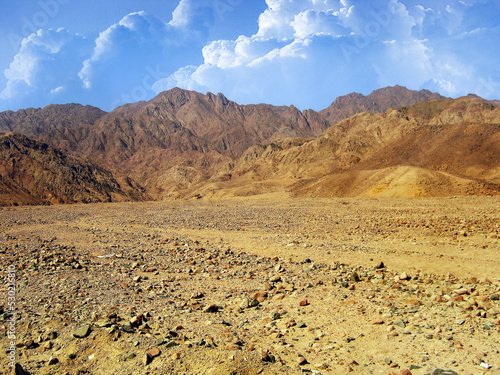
0 85 499 205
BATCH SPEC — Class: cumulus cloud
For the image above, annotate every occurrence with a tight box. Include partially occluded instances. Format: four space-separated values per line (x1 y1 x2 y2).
0 1 219 111
155 0 500 109
1 0 499 112
0 28 91 106
78 11 171 90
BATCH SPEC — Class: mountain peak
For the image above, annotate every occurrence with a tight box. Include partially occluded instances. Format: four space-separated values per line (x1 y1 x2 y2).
320 86 446 125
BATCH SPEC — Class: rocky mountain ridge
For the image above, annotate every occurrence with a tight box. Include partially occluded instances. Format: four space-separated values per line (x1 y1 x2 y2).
0 86 499 205
0 132 148 205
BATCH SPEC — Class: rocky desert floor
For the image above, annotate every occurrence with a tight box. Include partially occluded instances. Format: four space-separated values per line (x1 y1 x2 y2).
1 196 499 375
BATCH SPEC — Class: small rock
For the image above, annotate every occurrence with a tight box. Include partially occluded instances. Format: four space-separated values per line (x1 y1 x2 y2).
148 347 161 358
350 272 360 282
171 352 181 360
249 299 260 308
142 353 153 366
47 356 59 366
191 292 204 299
165 340 179 348
394 319 406 329
73 325 91 338
431 369 459 375
275 264 285 273
298 357 308 366
299 299 308 306
96 319 112 328
203 304 219 313
399 272 409 280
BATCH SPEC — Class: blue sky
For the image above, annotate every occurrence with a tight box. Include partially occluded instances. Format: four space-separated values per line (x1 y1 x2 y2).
0 0 499 113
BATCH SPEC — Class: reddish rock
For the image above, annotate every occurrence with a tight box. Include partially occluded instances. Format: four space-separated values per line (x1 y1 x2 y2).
148 347 161 358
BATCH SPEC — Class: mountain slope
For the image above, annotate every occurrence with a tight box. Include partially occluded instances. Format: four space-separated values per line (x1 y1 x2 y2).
2 87 498 202
65 88 332 197
319 85 446 126
0 133 147 206
203 97 500 198
0 104 107 151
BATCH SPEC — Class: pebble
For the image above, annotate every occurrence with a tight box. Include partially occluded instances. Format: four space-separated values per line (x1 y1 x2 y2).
47 356 59 366
142 353 153 366
298 357 308 366
148 347 161 358
171 352 181 360
203 304 219 313
73 325 91 338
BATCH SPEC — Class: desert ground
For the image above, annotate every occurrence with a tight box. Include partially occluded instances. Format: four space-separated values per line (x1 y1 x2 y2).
1 196 499 375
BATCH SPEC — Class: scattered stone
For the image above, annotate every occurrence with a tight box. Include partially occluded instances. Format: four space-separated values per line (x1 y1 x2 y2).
148 347 161 358
350 272 360 282
171 352 181 360
47 356 59 366
394 319 406 329
73 324 91 338
203 304 219 313
142 353 153 366
191 292 204 299
431 369 459 375
298 357 308 366
275 264 285 273
165 340 179 348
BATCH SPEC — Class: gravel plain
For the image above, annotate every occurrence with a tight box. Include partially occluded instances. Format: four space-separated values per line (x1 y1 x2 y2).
1 197 499 375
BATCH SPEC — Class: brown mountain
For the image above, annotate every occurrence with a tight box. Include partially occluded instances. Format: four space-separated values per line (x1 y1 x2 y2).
0 104 106 151
12 88 330 198
320 85 446 126
3 86 497 203
204 97 500 198
0 132 147 206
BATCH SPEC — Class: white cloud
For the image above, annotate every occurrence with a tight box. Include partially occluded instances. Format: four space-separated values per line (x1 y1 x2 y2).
1 28 89 102
1 0 499 112
50 86 64 94
78 12 171 89
153 0 500 108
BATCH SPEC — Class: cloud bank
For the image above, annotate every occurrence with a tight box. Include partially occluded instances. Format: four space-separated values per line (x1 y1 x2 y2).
1 0 499 112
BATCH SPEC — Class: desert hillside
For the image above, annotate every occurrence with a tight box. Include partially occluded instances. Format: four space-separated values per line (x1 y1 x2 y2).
204 97 500 199
0 132 147 206
0 87 499 205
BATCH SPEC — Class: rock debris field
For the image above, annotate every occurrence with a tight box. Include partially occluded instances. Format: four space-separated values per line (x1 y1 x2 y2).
0 197 499 375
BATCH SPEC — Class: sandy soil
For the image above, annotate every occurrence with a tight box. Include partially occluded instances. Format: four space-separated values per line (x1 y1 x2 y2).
0 197 499 375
